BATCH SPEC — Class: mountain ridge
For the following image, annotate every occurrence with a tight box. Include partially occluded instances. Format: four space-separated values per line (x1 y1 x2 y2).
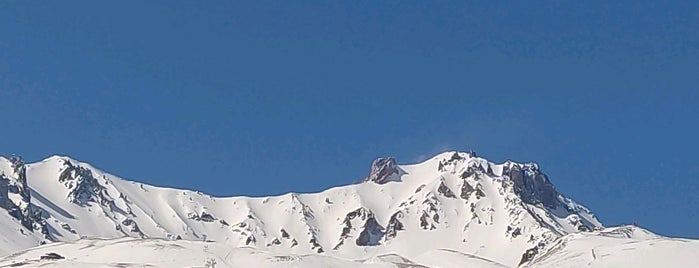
0 151 695 267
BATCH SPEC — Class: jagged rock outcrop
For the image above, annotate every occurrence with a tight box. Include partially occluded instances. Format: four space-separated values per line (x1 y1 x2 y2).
0 173 10 211
364 157 404 184
437 179 456 198
1 156 43 233
188 211 217 222
8 156 32 230
336 207 386 248
503 162 558 209
519 246 539 266
356 215 384 246
58 160 113 207
384 211 404 241
460 181 475 199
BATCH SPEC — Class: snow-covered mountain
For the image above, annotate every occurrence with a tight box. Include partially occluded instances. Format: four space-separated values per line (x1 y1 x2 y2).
0 151 696 267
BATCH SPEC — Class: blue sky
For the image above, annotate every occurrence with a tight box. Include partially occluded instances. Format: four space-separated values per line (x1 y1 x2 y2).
1 1 698 238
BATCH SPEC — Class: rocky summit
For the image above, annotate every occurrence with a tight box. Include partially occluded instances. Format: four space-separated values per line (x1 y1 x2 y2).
0 151 696 268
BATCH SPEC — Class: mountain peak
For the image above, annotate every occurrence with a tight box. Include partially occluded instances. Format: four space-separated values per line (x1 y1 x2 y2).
364 157 402 184
0 150 605 266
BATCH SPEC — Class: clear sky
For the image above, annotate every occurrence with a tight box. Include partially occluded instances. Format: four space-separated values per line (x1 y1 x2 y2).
1 1 698 238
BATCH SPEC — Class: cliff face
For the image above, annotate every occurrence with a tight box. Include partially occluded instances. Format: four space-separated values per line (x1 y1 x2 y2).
0 156 43 232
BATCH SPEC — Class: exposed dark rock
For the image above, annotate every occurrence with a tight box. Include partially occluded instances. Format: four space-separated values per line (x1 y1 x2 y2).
432 213 440 223
450 152 464 161
120 218 143 236
333 240 344 250
199 212 216 222
519 246 539 266
440 152 471 172
475 184 486 199
437 181 456 198
188 211 217 223
280 229 290 239
0 156 36 231
468 163 486 176
505 163 558 209
364 157 404 184
419 212 430 230
338 207 385 247
31 209 49 238
58 160 112 208
340 223 352 239
301 204 314 220
356 216 384 246
578 224 591 232
61 223 76 234
512 227 522 238
40 252 65 260
460 170 473 179
9 157 29 200
384 211 404 241
460 181 475 199
310 238 323 252
0 174 10 210
245 235 256 245
486 164 495 176
418 195 441 230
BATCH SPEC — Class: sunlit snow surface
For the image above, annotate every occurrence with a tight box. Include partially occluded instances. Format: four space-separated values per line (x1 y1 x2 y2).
524 226 699 268
1 227 697 268
0 152 697 267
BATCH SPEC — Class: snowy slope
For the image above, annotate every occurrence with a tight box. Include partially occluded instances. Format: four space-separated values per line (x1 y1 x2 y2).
1 226 695 268
0 237 515 268
523 226 699 267
0 151 695 267
0 209 43 256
